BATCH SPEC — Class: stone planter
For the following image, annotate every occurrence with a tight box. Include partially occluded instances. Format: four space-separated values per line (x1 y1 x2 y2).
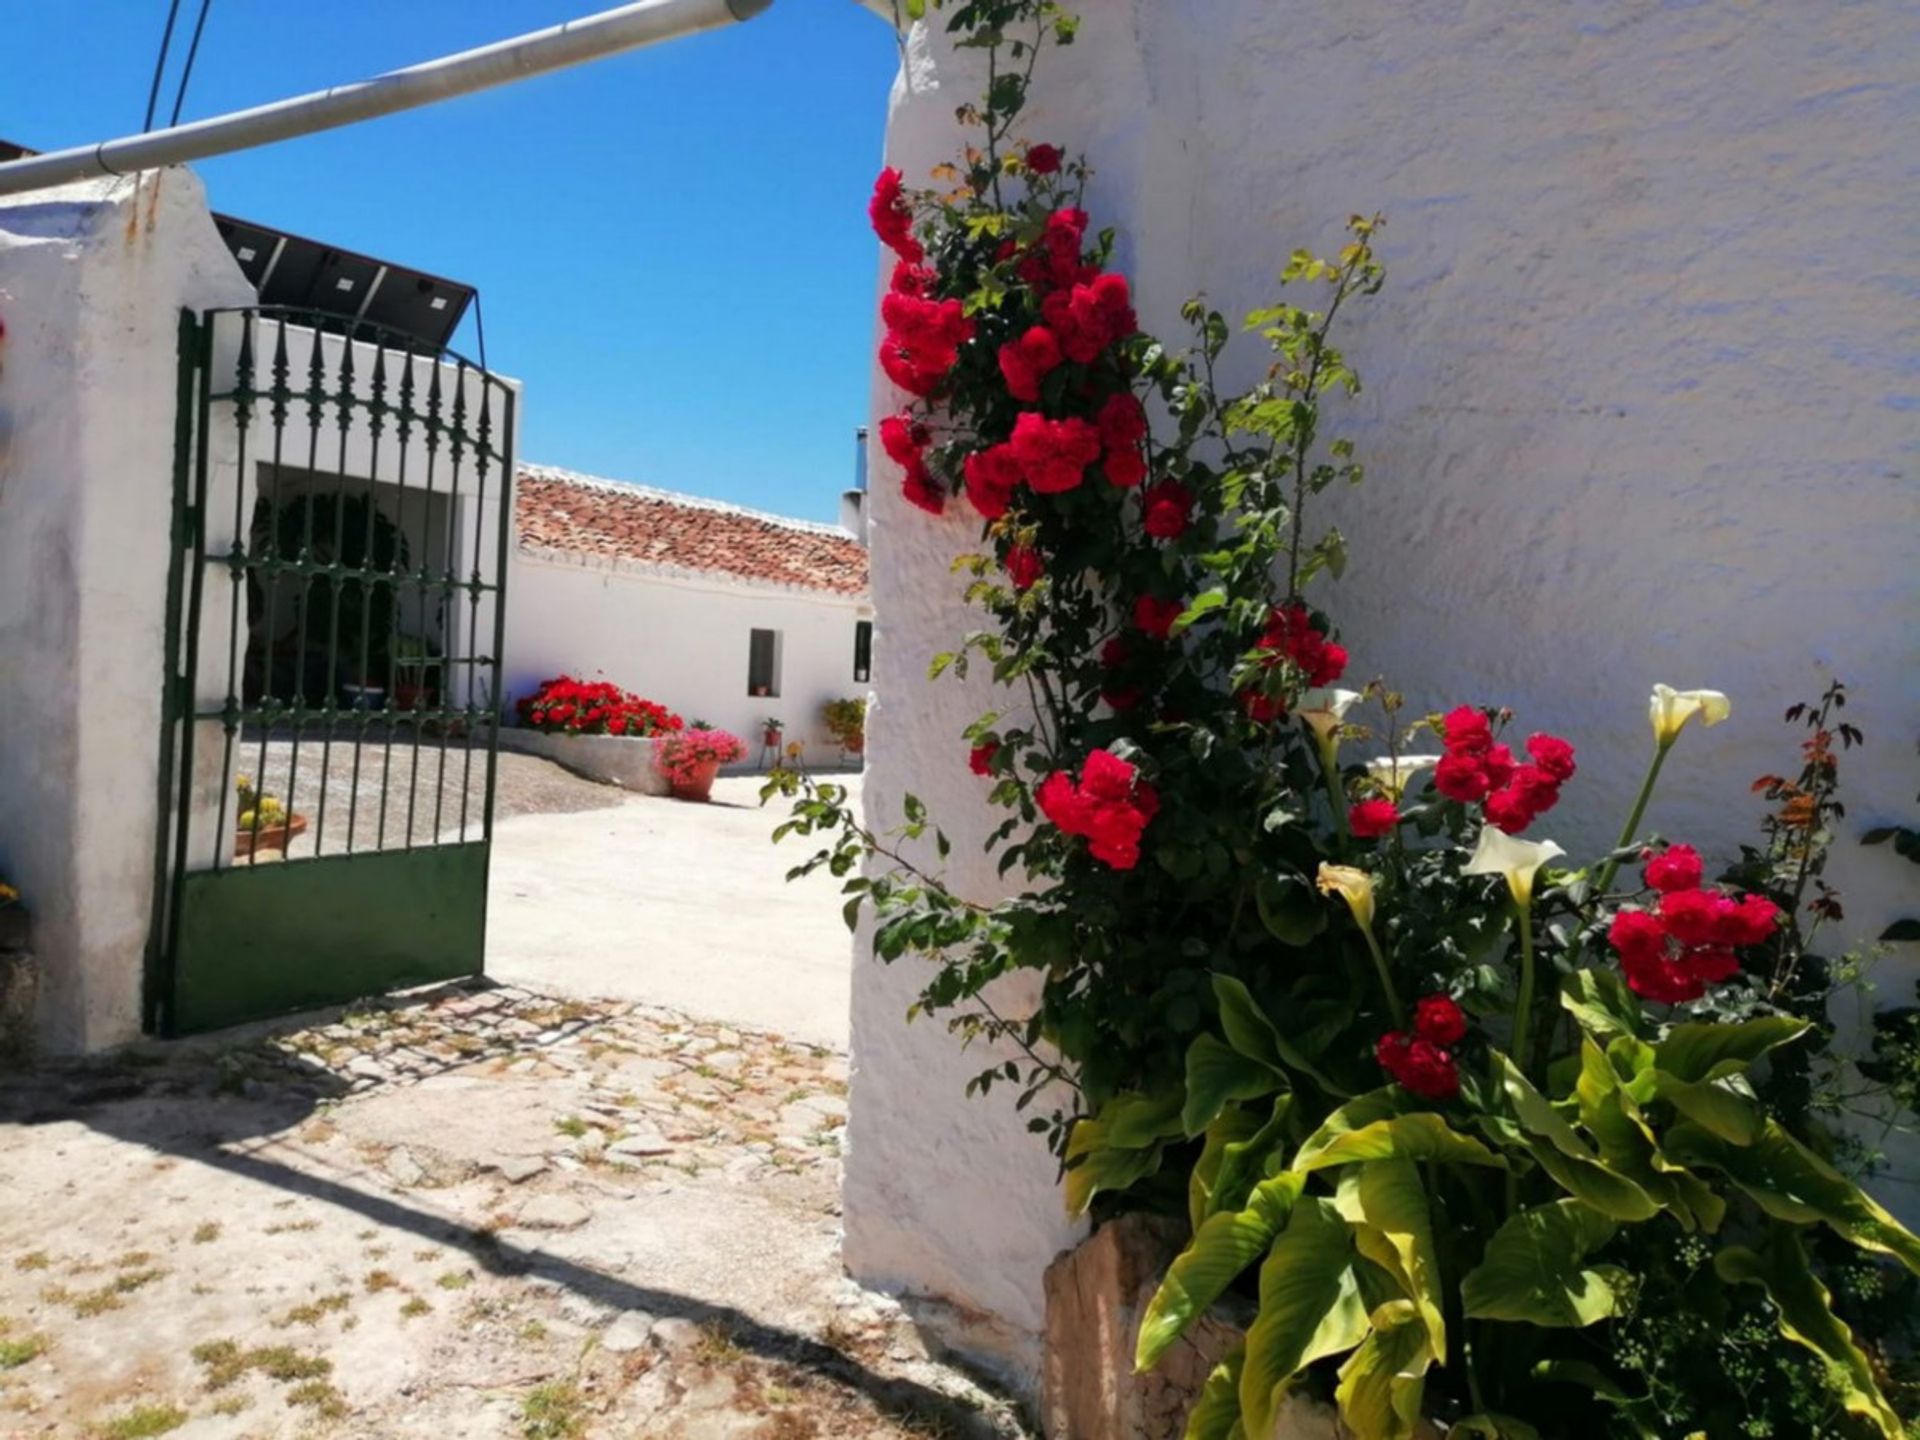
1042 1213 1349 1440
496 726 669 797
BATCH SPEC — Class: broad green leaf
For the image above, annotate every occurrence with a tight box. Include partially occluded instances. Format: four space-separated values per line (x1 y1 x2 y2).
1208 1097 1294 1220
1104 1090 1189 1149
1190 1106 1265 1232
1182 1343 1246 1440
1238 1198 1369 1436
1332 1159 1447 1361
1717 1230 1905 1438
1334 1300 1432 1440
1291 1089 1403 1167
1212 974 1348 1095
1137 1171 1307 1373
1575 1038 1719 1232
1524 1140 1661 1222
1667 1121 1920 1274
1461 1200 1627 1327
1650 1070 1762 1146
1063 1109 1167 1216
1654 1016 1810 1083
1255 872 1327 947
1560 969 1645 1042
1492 1051 1588 1159
1532 1358 1636 1403
1299 1113 1506 1173
1183 1032 1283 1136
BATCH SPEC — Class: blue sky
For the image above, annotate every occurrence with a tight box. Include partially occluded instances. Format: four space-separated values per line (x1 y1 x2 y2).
7 2 899 522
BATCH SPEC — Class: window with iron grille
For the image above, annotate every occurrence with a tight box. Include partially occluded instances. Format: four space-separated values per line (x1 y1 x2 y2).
853 620 873 683
748 628 781 697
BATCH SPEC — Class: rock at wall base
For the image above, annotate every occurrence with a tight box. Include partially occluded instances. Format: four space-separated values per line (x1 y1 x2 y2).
1042 1212 1334 1440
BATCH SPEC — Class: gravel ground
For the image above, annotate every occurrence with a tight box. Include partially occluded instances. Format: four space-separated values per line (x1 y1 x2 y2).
230 732 623 860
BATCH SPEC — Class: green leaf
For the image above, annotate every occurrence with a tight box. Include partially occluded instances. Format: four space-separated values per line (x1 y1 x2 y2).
1717 1230 1905 1438
1461 1200 1627 1327
1531 1359 1637 1403
1175 588 1228 633
1649 1070 1762 1146
1254 873 1327 947
1334 1300 1432 1440
1881 918 1920 943
1654 1016 1810 1082
1211 974 1348 1096
1452 1416 1542 1440
1137 1171 1307 1373
1104 1090 1188 1149
1063 1104 1174 1217
1190 1106 1266 1232
1183 1032 1283 1136
1574 1038 1723 1233
1182 1344 1247 1440
1492 1052 1659 1221
1238 1198 1369 1437
1559 969 1645 1042
1207 1097 1295 1221
1298 1113 1506 1174
1666 1120 1920 1274
1333 1159 1447 1360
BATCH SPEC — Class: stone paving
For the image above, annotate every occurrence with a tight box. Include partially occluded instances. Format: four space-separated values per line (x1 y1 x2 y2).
0 982 1031 1439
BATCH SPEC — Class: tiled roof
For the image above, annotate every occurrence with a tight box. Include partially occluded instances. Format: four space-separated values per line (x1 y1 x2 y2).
514 464 868 597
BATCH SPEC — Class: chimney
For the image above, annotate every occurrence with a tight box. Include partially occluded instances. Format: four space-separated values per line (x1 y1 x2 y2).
839 424 869 545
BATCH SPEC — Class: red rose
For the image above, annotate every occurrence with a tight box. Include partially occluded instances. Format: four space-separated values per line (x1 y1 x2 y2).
1376 1032 1460 1102
1715 893 1782 948
1100 636 1130 668
1102 447 1147 489
1684 946 1742 984
868 166 923 262
889 260 935 297
901 460 945 515
963 444 1023 520
1004 543 1044 591
1526 733 1577 783
1041 272 1137 363
1036 771 1089 833
1609 909 1667 967
1349 798 1401 839
1132 595 1184 640
1096 392 1149 449
879 413 929 467
1622 949 1705 1005
1659 888 1723 948
1413 994 1468 1046
1239 689 1287 724
997 325 1063 403
1010 412 1102 494
1434 754 1492 803
1481 744 1517 793
1253 604 1346 687
1101 686 1144 713
1019 208 1092 291
1026 143 1063 174
1141 479 1194 539
1443 706 1493 756
969 741 999 776
1642 843 1703 895
1483 787 1537 833
880 292 974 397
1038 749 1158 870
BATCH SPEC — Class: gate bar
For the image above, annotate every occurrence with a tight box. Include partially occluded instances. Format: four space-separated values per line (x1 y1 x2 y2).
0 0 772 199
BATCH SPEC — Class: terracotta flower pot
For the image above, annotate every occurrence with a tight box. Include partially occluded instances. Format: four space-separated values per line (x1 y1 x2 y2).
235 813 308 858
669 758 721 803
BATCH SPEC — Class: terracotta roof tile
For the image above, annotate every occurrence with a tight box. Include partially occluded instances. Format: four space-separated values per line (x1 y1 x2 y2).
514 464 867 596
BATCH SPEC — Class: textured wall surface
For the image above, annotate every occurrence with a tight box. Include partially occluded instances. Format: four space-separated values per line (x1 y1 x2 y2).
0 172 252 1053
850 0 1920 1391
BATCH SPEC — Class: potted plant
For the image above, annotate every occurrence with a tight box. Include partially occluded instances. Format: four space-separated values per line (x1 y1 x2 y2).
652 727 747 802
822 697 867 757
392 634 441 711
762 715 785 749
233 774 306 858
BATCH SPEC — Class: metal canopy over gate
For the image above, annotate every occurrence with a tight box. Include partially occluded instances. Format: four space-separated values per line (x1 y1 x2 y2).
148 305 516 1035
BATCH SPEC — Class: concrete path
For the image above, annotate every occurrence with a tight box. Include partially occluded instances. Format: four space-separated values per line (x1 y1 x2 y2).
485 774 860 1050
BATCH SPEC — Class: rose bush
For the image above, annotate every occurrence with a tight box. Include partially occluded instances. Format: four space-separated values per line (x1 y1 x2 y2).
769 3 1919 1435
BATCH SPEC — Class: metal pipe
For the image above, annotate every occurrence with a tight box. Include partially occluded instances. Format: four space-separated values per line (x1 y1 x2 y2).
0 0 773 199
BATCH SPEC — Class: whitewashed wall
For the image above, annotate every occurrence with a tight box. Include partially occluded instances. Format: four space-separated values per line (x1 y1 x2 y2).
852 0 1920 1392
0 173 253 1054
503 543 872 764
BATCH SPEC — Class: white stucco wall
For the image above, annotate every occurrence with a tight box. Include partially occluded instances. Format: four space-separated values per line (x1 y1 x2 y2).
853 0 1920 1390
503 543 872 765
0 172 253 1054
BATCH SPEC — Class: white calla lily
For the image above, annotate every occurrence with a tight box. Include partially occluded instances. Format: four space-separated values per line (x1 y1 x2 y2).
1649 685 1730 748
1463 826 1565 908
1299 688 1363 743
1315 863 1377 933
1365 753 1440 800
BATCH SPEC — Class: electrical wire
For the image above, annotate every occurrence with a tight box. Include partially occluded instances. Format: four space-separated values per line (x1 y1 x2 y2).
168 0 215 127
141 0 185 132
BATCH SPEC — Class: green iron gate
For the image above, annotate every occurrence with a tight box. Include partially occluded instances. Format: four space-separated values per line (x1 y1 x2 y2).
147 305 515 1035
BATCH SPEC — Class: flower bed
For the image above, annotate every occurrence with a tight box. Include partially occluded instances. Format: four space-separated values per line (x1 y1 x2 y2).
515 675 683 738
768 3 1920 1437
